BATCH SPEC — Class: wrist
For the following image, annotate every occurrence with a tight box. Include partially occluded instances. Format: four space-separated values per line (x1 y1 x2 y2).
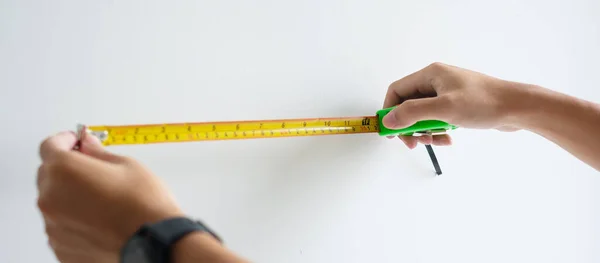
500 82 578 132
171 232 243 263
121 216 241 263
496 81 553 130
121 206 185 242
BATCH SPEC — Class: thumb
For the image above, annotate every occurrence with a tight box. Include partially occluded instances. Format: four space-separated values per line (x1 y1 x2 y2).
39 131 79 162
382 97 452 129
79 133 124 163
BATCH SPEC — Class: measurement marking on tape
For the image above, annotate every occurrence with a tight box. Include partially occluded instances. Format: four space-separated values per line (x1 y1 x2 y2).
84 116 379 146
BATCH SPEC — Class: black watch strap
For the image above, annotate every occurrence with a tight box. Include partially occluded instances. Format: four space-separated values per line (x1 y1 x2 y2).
129 217 222 263
143 217 222 246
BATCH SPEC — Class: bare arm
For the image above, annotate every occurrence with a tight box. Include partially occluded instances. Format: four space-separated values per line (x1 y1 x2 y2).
382 62 600 171
511 84 600 170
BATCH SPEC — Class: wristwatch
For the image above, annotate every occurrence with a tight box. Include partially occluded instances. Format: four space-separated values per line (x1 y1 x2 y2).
120 217 222 263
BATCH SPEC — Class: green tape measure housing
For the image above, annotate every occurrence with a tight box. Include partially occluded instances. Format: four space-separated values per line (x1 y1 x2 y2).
376 106 457 136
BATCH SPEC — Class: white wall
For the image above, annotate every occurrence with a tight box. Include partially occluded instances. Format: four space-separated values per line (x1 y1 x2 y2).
1 1 599 262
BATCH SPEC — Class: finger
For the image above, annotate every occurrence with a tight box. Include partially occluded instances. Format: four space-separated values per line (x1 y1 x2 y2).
432 134 452 146
78 133 124 163
416 134 433 145
37 164 49 190
40 132 78 162
383 65 438 108
398 136 418 149
382 96 452 129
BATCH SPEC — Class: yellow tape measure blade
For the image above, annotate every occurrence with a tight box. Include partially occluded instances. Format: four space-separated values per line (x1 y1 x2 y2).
82 116 379 146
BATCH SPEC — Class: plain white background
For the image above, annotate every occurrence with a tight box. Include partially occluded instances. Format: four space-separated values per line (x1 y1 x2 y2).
1 0 599 262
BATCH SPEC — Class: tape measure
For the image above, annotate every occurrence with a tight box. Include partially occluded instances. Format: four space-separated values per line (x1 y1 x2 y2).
78 107 457 146
77 107 457 175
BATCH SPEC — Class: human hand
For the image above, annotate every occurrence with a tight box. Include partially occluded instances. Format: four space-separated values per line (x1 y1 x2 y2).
383 62 526 149
37 131 184 262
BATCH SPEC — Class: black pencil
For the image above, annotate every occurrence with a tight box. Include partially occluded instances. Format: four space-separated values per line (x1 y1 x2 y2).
425 144 442 175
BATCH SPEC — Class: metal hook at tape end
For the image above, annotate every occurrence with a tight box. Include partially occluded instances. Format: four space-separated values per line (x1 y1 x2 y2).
76 124 109 143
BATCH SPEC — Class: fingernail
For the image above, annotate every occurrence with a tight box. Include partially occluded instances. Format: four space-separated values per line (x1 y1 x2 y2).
382 113 397 128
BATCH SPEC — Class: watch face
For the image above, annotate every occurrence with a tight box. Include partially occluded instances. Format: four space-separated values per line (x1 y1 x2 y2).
121 235 153 263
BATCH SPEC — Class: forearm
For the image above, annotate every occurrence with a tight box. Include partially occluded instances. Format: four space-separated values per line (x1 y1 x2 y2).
510 83 600 171
171 232 247 263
